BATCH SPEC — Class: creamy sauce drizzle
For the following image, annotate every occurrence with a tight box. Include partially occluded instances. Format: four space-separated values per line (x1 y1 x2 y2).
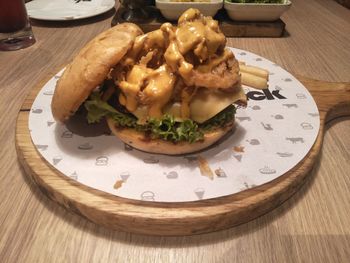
114 8 243 120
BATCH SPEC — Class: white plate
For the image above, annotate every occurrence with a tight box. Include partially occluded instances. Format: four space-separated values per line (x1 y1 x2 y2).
26 0 115 21
29 48 320 203
156 0 223 21
224 0 291 22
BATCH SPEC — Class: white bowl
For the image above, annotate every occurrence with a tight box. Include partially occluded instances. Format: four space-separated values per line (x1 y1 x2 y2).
224 0 292 22
156 0 223 21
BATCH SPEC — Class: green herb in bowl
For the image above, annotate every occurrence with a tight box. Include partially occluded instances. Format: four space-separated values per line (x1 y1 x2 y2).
227 0 285 3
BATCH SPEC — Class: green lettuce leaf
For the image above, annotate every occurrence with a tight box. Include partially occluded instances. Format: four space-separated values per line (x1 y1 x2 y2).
84 92 137 127
147 116 204 143
227 0 284 3
84 92 236 143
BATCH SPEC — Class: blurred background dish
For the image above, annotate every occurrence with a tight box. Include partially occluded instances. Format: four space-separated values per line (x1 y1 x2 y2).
26 0 115 21
156 0 223 21
119 0 154 22
224 0 291 21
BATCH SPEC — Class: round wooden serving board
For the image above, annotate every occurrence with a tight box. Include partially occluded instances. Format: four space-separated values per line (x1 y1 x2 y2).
16 75 350 236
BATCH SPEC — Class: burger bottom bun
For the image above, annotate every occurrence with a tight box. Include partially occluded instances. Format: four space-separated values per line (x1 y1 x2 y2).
106 117 235 155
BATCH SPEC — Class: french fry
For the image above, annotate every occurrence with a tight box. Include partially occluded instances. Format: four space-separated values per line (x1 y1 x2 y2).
241 72 268 90
240 64 269 79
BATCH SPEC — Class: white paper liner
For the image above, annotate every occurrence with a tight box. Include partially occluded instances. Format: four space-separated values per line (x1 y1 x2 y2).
29 48 320 202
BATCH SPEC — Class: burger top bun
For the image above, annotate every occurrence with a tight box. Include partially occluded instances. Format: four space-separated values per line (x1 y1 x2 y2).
51 23 143 123
106 117 235 155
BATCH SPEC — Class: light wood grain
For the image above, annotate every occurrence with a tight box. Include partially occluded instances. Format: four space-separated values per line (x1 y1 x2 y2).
1 0 350 261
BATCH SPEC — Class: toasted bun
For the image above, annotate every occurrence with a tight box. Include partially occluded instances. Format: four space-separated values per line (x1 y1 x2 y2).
106 117 235 155
51 23 143 123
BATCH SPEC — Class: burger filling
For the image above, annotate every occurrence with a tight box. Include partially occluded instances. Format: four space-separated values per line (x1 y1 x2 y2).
85 90 237 143
85 9 247 143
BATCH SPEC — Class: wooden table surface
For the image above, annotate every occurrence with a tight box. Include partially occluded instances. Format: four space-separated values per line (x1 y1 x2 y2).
1 0 350 262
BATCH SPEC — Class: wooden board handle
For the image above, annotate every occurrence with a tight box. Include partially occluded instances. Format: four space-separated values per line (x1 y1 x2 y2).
299 76 350 122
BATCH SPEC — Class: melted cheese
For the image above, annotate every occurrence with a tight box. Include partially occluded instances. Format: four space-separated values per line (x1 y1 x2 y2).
159 9 230 116
114 8 246 123
180 87 197 119
161 9 226 86
164 102 183 121
122 29 165 67
190 87 247 123
176 8 225 61
196 48 233 73
119 64 176 118
132 105 149 124
142 64 176 118
122 34 147 67
134 88 246 124
144 29 165 50
134 103 183 124
118 65 152 112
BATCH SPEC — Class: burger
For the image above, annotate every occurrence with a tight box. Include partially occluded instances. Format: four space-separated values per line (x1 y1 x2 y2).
51 9 247 155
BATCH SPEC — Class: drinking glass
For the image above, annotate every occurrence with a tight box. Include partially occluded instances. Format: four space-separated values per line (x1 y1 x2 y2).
0 0 36 51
